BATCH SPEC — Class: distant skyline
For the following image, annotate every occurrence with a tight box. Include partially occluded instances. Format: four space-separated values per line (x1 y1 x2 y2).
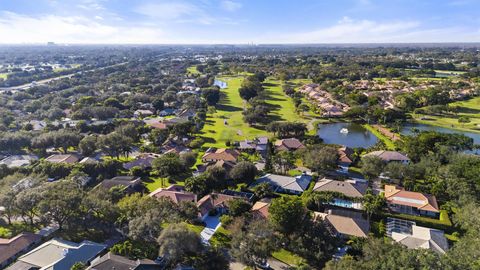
0 0 479 44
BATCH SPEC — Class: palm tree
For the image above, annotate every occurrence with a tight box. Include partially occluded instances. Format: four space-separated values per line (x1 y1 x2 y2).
363 193 386 222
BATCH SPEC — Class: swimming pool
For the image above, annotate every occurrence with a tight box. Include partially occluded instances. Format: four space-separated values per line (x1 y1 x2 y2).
331 198 354 208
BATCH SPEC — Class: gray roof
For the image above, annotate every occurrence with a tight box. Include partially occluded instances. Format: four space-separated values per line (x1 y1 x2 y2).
88 252 159 270
0 155 38 168
14 238 106 270
255 173 312 193
392 225 449 254
313 178 367 198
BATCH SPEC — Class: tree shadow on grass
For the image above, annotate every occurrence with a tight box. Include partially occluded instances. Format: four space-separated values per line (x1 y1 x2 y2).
456 106 480 114
204 119 215 125
266 114 285 122
217 104 242 112
200 136 217 144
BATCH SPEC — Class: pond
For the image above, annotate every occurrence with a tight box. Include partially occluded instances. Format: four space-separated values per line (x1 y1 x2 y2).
400 122 480 154
317 122 378 148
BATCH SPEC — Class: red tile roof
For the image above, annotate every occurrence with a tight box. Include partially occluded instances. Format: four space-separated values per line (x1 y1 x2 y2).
197 193 247 217
274 138 305 151
149 185 197 204
202 148 240 162
0 233 41 265
251 201 270 219
384 185 439 212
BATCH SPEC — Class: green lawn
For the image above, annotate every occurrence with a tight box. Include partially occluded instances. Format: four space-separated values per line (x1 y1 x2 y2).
413 96 480 134
272 249 306 266
200 76 267 148
0 73 9 80
362 124 397 150
434 70 466 76
210 225 232 248
144 177 170 192
187 66 201 75
200 76 316 147
185 223 205 234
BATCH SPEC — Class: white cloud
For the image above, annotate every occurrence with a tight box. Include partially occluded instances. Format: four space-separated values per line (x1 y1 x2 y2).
76 0 105 11
261 17 478 43
0 11 166 44
221 0 242 11
134 2 198 20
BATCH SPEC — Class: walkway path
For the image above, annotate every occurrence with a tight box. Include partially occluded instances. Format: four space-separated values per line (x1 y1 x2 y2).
200 214 222 245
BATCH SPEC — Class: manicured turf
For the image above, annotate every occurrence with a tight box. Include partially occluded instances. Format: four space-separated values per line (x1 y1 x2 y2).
272 249 306 266
144 177 170 192
209 225 232 248
264 79 301 122
200 76 319 147
200 76 266 148
186 223 205 235
362 124 397 150
413 96 480 133
0 73 8 80
187 66 201 75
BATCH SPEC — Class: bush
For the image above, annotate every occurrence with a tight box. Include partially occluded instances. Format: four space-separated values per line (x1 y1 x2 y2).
129 166 144 177
189 138 204 149
220 215 233 226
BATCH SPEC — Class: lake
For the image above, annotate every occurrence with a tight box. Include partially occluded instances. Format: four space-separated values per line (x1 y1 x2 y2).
317 122 378 148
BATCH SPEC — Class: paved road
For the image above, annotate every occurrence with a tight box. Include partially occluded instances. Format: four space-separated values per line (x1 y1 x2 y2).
0 62 128 93
229 258 290 270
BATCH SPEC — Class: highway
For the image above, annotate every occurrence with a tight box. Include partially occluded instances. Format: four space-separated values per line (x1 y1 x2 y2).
0 61 128 93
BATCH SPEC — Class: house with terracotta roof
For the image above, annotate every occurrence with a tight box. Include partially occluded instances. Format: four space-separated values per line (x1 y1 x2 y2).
251 200 270 220
44 154 79 164
197 192 248 220
0 233 41 268
314 210 370 238
149 185 197 204
363 150 410 164
201 148 240 163
391 224 449 254
337 146 354 167
144 118 175 130
384 185 439 218
274 138 305 151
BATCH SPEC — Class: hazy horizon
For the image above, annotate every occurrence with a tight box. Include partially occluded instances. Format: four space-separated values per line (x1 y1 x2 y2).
0 0 479 44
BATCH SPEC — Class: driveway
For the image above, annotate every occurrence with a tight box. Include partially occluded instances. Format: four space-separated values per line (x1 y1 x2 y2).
268 258 290 270
200 214 221 244
229 258 290 270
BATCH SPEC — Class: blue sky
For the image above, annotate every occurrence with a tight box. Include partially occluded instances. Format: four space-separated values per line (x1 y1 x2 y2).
0 0 479 44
